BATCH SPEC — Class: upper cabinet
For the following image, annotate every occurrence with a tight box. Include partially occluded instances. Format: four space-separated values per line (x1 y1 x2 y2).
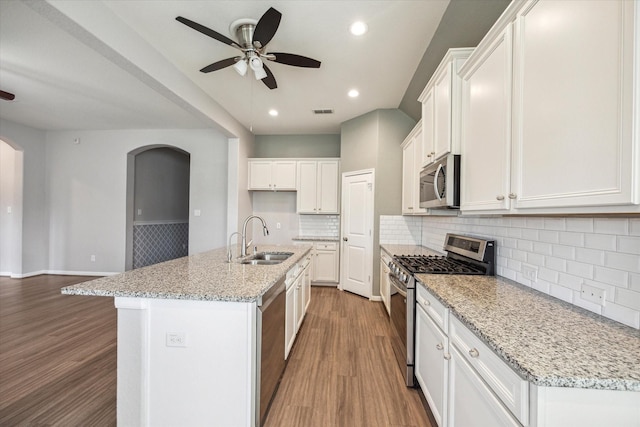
419 48 473 169
297 160 340 214
460 0 639 214
402 121 426 215
248 160 296 191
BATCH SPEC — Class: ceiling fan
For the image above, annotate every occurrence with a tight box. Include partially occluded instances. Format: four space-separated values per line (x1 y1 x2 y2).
176 7 321 90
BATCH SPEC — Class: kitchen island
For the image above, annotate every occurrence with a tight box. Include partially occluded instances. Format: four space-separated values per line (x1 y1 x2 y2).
63 244 312 427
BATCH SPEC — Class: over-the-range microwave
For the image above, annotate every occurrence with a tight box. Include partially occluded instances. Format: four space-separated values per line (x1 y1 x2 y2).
419 154 460 209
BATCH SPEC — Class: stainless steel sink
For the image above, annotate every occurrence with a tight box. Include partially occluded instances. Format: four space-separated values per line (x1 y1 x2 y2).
240 252 294 265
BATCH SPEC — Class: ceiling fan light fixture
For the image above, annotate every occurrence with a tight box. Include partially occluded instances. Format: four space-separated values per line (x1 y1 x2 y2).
250 56 267 80
233 58 248 76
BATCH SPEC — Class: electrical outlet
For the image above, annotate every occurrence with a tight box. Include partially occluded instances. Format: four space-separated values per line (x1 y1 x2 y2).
166 332 187 347
581 283 606 306
522 264 538 282
90 255 96 262
276 222 281 229
137 209 142 216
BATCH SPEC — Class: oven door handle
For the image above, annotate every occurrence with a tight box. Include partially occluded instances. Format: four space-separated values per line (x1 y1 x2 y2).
390 277 407 298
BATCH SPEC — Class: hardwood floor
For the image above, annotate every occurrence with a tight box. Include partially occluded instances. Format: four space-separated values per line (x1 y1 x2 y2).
0 276 430 427
0 275 117 426
265 287 431 427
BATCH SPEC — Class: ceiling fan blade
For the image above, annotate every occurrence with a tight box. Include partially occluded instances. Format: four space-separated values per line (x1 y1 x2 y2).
261 64 278 90
200 57 239 73
176 16 241 50
0 90 15 101
252 7 281 48
267 52 321 68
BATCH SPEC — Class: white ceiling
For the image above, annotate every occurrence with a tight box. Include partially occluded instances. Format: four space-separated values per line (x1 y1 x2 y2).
0 0 450 135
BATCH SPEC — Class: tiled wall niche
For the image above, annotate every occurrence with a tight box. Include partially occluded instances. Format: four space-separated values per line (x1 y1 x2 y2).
380 215 640 329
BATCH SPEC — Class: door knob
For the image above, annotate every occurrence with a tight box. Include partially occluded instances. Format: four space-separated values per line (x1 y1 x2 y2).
343 237 348 241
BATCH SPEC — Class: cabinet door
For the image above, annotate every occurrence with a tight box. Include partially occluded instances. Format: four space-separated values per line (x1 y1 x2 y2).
303 263 311 311
285 284 296 359
433 63 453 161
402 139 416 214
297 161 318 213
295 275 304 331
415 304 448 427
421 88 435 167
248 161 273 190
460 25 513 212
380 261 390 315
512 0 636 208
272 161 296 190
412 130 427 214
314 248 338 283
317 161 339 214
449 347 520 427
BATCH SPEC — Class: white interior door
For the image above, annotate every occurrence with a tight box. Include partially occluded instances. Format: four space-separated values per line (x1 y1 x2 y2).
340 170 374 299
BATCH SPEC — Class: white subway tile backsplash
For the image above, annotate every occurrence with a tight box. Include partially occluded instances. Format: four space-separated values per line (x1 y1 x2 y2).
605 252 640 273
584 233 617 251
617 236 640 255
615 288 640 311
409 215 640 328
594 218 629 235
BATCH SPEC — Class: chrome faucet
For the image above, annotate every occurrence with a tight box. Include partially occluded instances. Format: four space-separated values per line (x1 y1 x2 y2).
227 231 241 262
241 215 269 257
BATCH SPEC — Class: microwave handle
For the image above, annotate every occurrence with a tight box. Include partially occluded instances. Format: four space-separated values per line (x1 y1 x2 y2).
434 163 444 201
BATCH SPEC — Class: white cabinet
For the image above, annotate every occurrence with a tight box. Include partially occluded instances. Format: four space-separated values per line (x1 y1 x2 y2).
248 159 296 191
415 302 449 427
460 0 640 214
297 160 340 214
379 250 391 315
303 255 311 311
419 48 473 166
460 23 513 212
402 121 426 215
312 241 339 283
449 346 520 427
285 279 296 359
284 258 310 359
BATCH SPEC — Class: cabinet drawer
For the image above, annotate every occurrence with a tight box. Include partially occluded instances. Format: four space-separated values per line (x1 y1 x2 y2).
315 242 337 251
450 316 528 425
416 281 448 333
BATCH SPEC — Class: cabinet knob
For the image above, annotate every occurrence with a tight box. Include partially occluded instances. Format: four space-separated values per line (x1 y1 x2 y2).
427 153 432 158
431 151 435 156
508 193 517 199
318 208 322 211
444 353 451 360
343 237 348 242
436 343 444 351
423 298 431 306
469 348 480 358
496 195 505 201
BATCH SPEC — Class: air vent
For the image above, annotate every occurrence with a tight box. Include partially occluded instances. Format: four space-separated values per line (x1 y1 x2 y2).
313 108 334 115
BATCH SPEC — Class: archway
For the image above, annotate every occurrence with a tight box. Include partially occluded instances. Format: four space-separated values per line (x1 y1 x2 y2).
0 139 23 277
125 145 190 270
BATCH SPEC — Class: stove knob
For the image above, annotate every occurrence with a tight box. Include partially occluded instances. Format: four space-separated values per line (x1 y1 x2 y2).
400 273 407 282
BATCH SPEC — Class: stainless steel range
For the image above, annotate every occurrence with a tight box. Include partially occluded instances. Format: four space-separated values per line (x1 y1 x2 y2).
388 233 495 386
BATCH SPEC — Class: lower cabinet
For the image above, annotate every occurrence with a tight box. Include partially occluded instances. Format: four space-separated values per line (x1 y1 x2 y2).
380 250 392 315
285 258 311 359
415 302 448 427
310 241 339 284
449 346 520 427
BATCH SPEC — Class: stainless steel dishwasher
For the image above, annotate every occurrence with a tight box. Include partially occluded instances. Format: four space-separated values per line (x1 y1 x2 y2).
256 276 286 426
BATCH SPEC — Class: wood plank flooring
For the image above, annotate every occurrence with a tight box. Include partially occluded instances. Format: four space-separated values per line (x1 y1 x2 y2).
0 276 430 427
265 287 431 427
0 275 117 426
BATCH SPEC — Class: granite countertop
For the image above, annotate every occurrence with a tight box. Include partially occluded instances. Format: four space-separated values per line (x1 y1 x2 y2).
380 244 444 257
292 236 340 242
62 245 312 303
415 274 640 392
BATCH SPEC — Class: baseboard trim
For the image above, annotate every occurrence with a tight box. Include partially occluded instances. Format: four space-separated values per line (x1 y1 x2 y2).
369 295 382 302
47 270 120 277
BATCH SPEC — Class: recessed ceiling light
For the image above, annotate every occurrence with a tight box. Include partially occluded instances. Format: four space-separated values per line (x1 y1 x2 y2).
268 109 278 117
349 21 368 36
348 89 359 98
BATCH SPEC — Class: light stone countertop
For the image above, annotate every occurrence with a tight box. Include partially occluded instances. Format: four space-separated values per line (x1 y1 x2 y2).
415 274 640 392
292 236 339 242
62 245 312 303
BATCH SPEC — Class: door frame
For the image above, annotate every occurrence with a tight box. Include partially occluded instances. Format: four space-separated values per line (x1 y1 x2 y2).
339 168 375 299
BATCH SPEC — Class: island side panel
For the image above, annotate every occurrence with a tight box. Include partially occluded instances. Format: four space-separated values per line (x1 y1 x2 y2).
115 297 257 427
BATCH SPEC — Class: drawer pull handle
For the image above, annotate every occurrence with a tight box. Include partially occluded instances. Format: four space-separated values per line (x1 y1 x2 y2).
469 348 480 358
436 343 444 351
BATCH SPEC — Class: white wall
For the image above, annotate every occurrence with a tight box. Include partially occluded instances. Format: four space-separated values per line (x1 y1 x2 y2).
380 214 640 329
0 119 48 276
46 129 228 274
